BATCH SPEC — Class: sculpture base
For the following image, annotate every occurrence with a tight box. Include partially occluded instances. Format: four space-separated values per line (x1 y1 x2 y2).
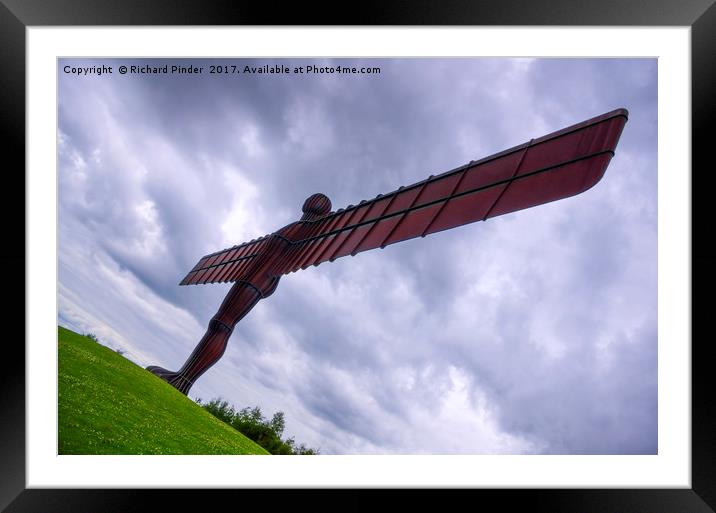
146 365 194 395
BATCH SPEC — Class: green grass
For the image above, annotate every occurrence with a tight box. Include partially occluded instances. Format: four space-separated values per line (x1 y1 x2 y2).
58 326 268 455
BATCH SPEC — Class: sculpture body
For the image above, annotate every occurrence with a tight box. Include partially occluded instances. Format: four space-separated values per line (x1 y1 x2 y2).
146 195 332 394
147 109 628 395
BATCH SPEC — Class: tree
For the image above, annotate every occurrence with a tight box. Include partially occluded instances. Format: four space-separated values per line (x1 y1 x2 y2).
269 411 285 438
202 398 236 425
197 397 319 455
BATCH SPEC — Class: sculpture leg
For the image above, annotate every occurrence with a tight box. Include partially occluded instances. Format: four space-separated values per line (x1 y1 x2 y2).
146 281 265 395
146 319 234 395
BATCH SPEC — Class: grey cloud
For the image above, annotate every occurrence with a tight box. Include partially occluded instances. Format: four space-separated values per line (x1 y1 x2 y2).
58 57 657 454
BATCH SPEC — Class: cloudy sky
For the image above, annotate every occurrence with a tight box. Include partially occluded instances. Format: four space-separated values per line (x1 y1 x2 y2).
58 58 657 455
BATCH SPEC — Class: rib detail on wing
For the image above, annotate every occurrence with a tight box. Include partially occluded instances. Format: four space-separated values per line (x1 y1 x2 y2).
180 108 628 285
179 236 271 286
276 108 628 276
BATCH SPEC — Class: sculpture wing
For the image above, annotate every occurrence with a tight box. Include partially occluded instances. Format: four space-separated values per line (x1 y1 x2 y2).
179 235 272 285
274 108 629 276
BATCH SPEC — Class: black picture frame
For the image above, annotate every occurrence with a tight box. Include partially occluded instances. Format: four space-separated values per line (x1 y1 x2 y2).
3 1 713 511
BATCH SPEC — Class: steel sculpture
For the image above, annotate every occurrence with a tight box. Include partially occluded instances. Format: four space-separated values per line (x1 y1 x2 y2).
146 108 629 395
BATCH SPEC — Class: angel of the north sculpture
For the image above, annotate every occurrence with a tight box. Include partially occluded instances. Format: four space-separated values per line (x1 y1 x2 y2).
146 108 628 395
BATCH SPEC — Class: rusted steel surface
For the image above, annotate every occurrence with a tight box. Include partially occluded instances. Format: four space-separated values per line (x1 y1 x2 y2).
181 108 628 286
155 109 628 395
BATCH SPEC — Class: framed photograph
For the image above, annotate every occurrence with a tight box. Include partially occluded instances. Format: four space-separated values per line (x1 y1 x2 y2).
4 1 713 511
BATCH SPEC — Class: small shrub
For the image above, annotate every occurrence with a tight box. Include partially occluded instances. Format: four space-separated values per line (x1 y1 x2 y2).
203 399 236 425
84 333 99 343
198 398 319 455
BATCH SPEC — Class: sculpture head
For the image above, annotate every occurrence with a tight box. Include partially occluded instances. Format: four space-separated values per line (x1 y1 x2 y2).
301 193 332 220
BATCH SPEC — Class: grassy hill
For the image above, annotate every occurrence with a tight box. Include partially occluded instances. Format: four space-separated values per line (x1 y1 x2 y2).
58 326 268 455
